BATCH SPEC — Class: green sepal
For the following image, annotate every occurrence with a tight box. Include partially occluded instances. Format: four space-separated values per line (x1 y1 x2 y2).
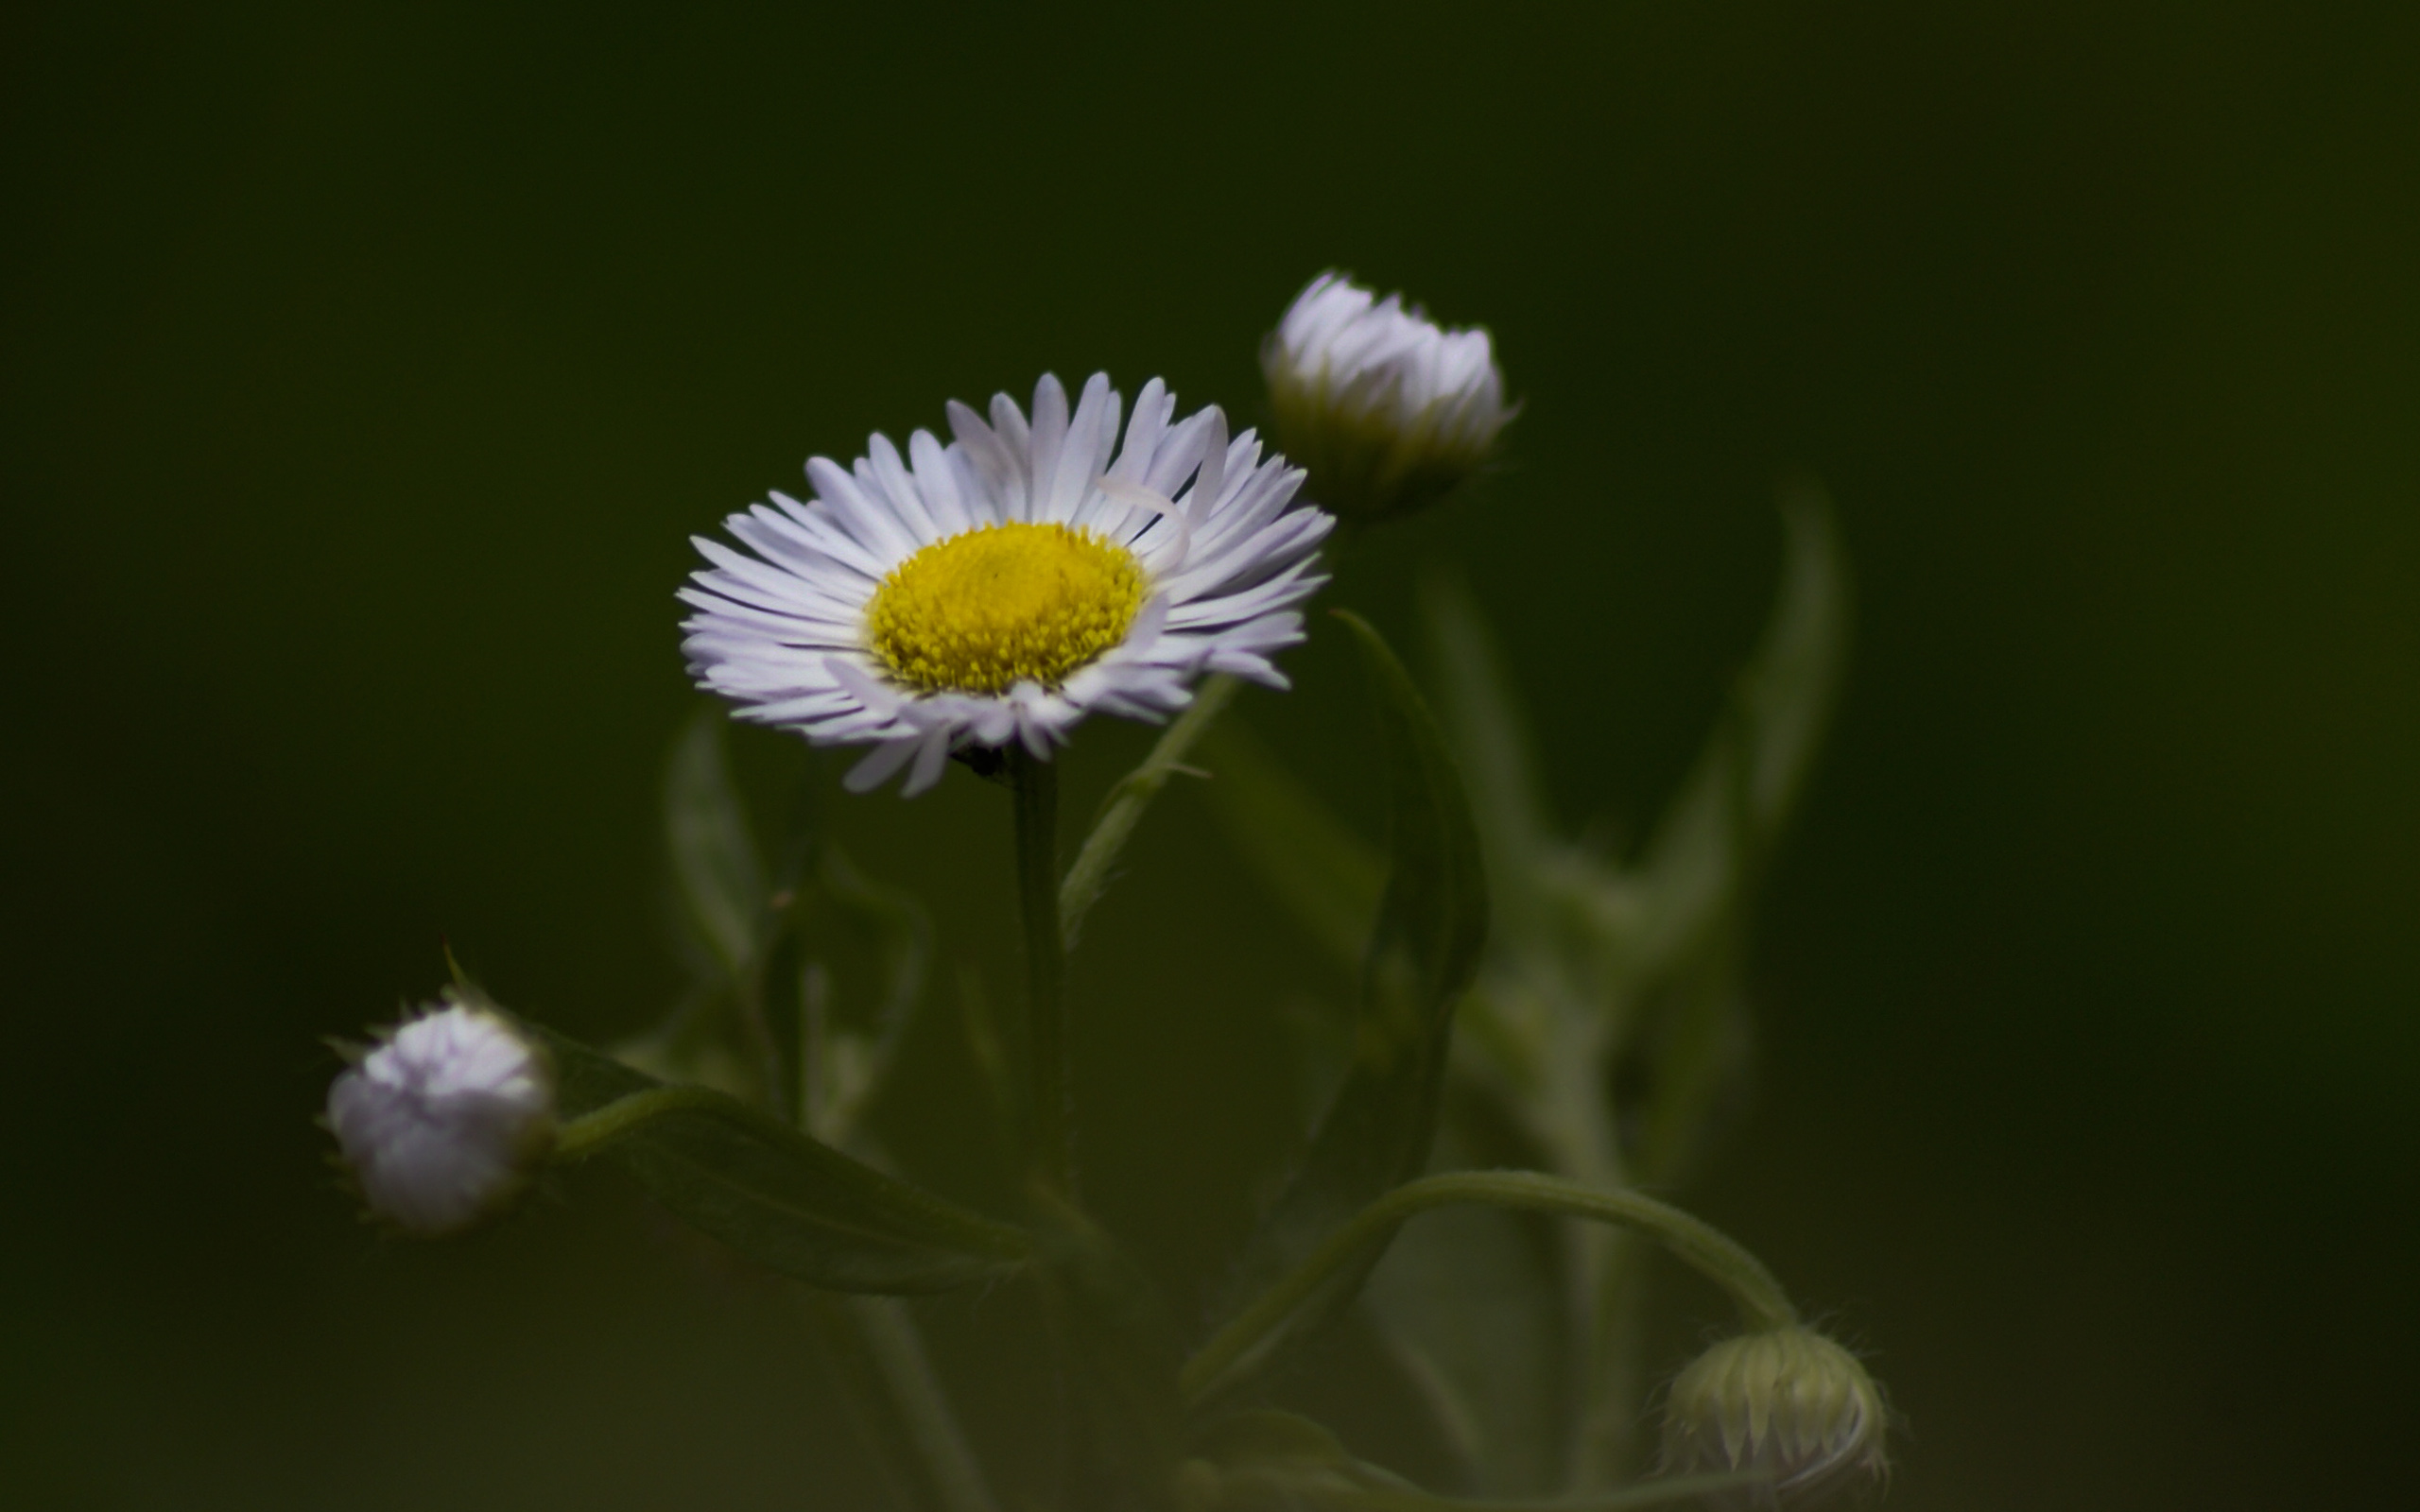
530 1014 1030 1293
1207 611 1488 1395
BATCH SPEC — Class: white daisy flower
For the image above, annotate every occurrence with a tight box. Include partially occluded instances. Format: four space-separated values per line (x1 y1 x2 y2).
680 372 1334 796
327 1001 557 1237
1263 271 1512 524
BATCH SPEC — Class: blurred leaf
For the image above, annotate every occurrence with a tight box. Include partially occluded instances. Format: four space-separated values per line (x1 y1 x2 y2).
1062 671 1243 949
666 704 769 981
1182 1409 1752 1512
1362 1199 1561 1496
1184 1409 1379 1510
1628 484 1851 982
1199 718 1385 972
807 843 936 1143
533 1018 1030 1294
1029 1202 1188 1512
1626 959 1754 1190
805 1292 1002 1512
803 1292 942 1512
1421 571 1556 947
1207 612 1488 1390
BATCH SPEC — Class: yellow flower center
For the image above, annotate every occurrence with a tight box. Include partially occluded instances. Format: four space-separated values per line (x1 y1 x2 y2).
866 522 1148 695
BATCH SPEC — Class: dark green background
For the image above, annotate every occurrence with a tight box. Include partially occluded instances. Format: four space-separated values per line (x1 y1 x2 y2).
7 4 2413 1507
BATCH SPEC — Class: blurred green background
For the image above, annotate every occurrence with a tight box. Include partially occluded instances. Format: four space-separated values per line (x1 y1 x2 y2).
6 3 2414 1507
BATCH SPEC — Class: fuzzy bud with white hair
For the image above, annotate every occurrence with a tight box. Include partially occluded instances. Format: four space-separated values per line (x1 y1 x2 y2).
327 998 556 1236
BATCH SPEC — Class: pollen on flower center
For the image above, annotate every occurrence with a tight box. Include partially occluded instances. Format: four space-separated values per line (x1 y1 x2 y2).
867 522 1148 695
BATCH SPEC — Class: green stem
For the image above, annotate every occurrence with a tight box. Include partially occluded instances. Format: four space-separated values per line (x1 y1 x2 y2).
1058 672 1241 950
1011 747 1074 1198
1182 1171 1794 1406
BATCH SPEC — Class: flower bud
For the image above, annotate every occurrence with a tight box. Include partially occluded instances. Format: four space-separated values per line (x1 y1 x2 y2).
327 998 556 1236
1262 271 1511 524
1659 1327 1889 1508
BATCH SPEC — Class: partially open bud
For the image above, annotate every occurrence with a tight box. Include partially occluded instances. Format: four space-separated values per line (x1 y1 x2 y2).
1262 271 1511 525
1660 1327 1889 1508
327 998 556 1236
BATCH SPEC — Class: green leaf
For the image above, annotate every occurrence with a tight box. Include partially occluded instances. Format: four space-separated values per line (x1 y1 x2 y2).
804 843 936 1143
1609 485 1850 1186
666 704 769 980
804 1292 1003 1512
1362 1196 1561 1496
532 1017 1029 1294
1185 1172 1794 1412
1183 1409 1384 1510
1183 1409 1760 1512
1061 670 1244 950
1206 611 1488 1394
1028 1202 1188 1511
1419 571 1556 950
1198 718 1385 972
1629 483 1851 981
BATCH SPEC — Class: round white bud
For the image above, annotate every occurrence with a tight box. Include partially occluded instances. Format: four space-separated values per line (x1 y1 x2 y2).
327 1000 556 1236
1659 1326 1889 1508
1262 271 1512 524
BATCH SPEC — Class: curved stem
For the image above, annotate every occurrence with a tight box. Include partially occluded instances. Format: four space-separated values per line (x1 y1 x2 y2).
1011 748 1074 1198
1183 1171 1794 1405
1059 672 1241 951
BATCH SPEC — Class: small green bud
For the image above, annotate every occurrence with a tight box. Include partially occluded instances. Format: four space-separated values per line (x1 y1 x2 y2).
1660 1327 1889 1508
1263 271 1512 525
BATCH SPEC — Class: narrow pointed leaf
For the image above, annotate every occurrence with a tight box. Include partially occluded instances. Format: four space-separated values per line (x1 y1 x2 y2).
1199 718 1385 971
1061 670 1244 949
1363 1200 1561 1495
1420 571 1556 946
808 843 936 1142
666 704 769 979
537 1021 1029 1293
804 1293 1002 1512
1207 611 1487 1390
1629 485 1850 978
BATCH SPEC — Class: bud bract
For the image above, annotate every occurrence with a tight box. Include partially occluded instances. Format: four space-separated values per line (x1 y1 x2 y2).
1262 271 1511 524
327 999 557 1236
1660 1327 1888 1508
